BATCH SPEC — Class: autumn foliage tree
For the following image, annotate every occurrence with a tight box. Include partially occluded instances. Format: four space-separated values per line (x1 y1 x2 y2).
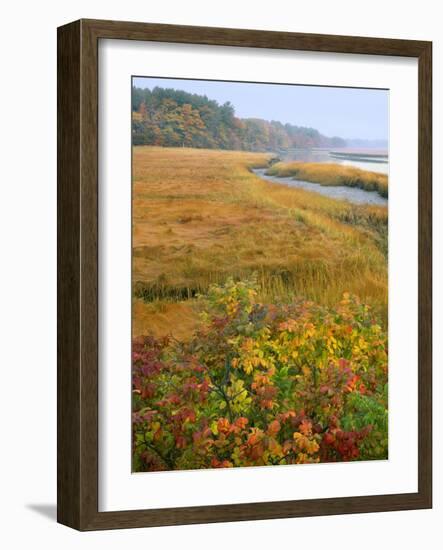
132 85 346 151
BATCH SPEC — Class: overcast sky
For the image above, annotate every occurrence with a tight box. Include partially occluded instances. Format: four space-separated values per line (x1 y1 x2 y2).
132 76 389 141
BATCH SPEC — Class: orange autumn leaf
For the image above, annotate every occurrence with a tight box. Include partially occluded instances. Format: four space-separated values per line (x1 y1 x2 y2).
299 420 312 436
217 417 231 434
267 420 281 436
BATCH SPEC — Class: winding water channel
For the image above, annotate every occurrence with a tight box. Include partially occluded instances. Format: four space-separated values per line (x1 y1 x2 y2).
253 168 388 207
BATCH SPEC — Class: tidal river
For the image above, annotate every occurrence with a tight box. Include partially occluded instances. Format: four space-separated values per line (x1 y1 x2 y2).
253 168 388 206
277 148 389 175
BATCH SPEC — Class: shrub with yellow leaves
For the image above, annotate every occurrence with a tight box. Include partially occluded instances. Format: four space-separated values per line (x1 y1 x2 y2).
133 277 388 471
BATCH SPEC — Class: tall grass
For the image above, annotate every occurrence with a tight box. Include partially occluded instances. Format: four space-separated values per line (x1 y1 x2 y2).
267 161 389 198
132 147 388 338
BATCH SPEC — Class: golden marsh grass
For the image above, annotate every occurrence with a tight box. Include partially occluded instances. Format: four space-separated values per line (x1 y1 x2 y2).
132 147 388 338
267 161 389 198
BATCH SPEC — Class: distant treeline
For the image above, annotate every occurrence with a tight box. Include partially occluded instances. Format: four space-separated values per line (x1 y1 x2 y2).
132 86 347 151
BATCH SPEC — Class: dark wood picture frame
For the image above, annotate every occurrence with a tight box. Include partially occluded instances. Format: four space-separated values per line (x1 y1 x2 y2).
57 18 432 531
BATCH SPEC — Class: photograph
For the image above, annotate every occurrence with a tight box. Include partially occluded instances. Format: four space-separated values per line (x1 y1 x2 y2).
131 77 389 472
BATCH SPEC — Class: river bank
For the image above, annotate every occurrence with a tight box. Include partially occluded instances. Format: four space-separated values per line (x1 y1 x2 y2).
253 168 388 206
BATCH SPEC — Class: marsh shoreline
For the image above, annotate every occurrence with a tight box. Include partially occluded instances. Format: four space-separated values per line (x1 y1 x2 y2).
252 168 388 206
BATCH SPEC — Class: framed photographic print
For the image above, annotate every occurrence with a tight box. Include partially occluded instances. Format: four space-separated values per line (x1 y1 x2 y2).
57 19 432 530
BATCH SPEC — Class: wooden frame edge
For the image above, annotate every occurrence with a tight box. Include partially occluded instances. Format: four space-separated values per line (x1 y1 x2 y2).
57 19 82 529
57 19 432 531
417 40 432 509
